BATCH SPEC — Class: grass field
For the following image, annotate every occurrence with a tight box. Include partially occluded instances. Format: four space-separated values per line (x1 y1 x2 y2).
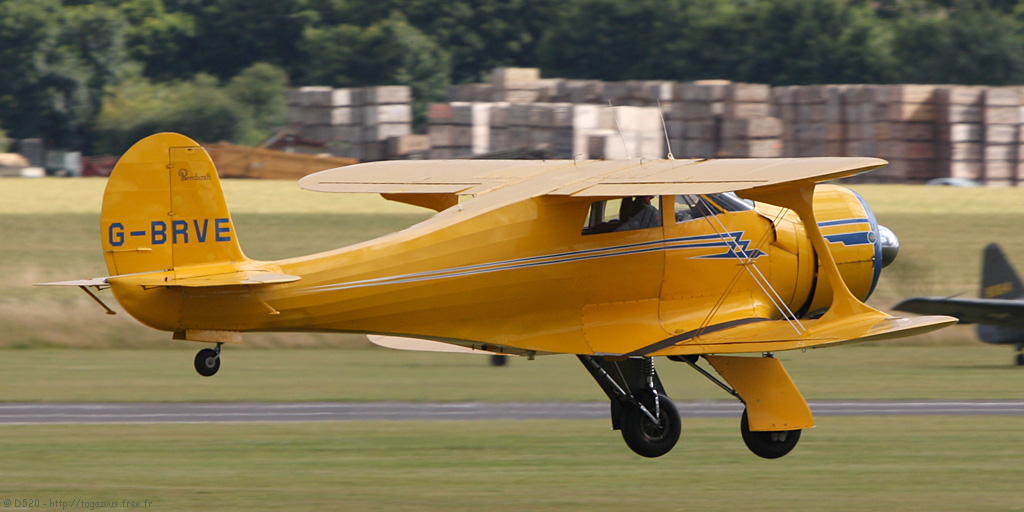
1 417 1022 511
1 343 1022 402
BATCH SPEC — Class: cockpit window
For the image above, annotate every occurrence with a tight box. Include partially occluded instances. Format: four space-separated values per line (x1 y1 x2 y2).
675 193 753 223
675 195 716 222
708 192 755 212
583 196 662 234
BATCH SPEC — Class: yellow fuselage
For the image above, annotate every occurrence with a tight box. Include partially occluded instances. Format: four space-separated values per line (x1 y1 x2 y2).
111 187 879 356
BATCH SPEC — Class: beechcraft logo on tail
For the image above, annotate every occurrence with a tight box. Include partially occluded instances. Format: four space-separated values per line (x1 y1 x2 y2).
179 168 212 181
107 219 232 247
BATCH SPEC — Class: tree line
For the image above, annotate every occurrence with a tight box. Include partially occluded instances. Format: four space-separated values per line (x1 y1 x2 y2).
3 0 1024 154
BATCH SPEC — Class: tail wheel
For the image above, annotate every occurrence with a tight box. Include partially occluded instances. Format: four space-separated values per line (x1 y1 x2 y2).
620 393 681 458
740 409 801 459
194 348 221 377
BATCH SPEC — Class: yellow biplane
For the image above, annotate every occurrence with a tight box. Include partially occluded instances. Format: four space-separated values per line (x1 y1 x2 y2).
41 133 955 458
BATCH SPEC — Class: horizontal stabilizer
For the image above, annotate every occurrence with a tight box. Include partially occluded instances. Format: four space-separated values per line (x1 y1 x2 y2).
116 270 300 288
36 278 109 287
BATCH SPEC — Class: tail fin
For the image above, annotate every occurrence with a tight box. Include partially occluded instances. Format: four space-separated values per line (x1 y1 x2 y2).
101 133 246 276
980 243 1023 300
978 243 1024 344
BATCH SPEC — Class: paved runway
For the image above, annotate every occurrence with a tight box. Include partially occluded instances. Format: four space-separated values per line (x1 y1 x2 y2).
1 400 1023 424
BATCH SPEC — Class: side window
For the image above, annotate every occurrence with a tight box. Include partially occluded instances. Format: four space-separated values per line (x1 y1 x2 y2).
675 195 716 223
583 196 662 235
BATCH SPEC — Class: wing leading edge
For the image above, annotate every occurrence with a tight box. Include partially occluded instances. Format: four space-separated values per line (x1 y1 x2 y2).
631 312 956 357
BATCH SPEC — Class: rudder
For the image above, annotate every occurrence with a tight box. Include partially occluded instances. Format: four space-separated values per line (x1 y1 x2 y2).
101 133 246 276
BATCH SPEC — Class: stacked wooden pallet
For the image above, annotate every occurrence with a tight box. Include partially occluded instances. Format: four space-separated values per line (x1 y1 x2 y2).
982 87 1021 186
287 85 412 161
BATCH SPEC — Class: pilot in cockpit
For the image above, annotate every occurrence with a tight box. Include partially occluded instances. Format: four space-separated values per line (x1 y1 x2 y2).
616 196 662 231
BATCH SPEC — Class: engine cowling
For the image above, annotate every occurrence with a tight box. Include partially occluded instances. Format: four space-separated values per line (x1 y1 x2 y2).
768 184 897 317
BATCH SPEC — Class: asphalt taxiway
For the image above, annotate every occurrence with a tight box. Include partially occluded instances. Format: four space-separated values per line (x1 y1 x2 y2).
1 400 1022 424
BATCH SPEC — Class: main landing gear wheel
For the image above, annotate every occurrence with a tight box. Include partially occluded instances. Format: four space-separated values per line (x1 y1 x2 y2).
1016 352 1024 366
740 409 801 459
620 393 681 458
194 346 221 377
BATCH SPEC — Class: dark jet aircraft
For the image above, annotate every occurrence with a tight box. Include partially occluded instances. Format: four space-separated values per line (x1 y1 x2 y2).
895 243 1024 365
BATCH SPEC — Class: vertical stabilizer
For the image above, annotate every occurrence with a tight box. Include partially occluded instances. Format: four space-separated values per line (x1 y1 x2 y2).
980 243 1024 300
101 133 246 276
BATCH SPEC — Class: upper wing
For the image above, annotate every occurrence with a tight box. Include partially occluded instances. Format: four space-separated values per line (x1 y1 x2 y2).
299 157 887 210
894 297 1024 328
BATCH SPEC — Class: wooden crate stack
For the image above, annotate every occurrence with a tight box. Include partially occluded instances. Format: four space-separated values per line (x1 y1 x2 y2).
869 85 939 182
384 135 430 159
359 86 413 161
935 86 985 181
287 85 411 160
717 83 781 158
428 103 458 158
588 106 663 159
558 80 605 104
824 85 849 157
492 68 548 104
505 104 534 151
794 85 828 157
446 83 494 103
844 85 876 160
982 87 1021 186
677 80 729 158
550 103 601 158
288 86 361 155
453 102 493 156
429 101 494 159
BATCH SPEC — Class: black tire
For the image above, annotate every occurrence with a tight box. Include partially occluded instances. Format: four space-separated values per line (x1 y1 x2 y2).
490 355 508 367
194 348 220 377
740 409 801 459
1016 353 1024 366
620 393 681 458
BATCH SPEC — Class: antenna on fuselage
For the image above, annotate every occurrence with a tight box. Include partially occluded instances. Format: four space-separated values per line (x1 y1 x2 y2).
607 100 632 160
658 98 674 160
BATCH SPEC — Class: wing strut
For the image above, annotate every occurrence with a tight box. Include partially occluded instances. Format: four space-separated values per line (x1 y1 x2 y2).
697 197 806 335
80 285 117 315
36 279 116 315
742 182 878 321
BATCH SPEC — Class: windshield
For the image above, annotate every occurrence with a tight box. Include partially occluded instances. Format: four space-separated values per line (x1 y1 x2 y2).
675 192 754 223
707 192 755 212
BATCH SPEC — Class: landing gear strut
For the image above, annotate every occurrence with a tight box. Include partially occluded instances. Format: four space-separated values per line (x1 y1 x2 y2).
194 343 222 377
672 354 805 459
579 355 681 458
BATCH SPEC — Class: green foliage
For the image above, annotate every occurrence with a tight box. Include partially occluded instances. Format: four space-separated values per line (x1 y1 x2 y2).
537 0 668 80
730 0 895 85
93 67 247 153
174 0 312 81
226 63 291 145
0 0 128 147
300 11 450 128
890 2 1024 84
116 0 196 81
7 0 1024 151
